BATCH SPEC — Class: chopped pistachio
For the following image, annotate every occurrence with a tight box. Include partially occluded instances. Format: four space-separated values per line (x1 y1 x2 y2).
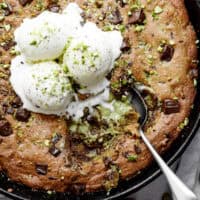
0 15 5 21
30 40 37 46
157 45 163 52
179 118 189 129
44 139 50 147
4 24 11 31
0 3 8 9
152 6 163 20
127 154 138 162
135 25 145 32
154 6 163 14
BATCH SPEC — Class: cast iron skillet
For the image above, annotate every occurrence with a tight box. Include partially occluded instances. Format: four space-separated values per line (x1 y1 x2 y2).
1 0 200 199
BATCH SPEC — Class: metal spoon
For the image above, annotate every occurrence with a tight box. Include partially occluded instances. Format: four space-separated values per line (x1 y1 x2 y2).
131 87 198 200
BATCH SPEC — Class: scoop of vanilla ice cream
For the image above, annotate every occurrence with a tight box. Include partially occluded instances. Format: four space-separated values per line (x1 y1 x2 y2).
63 22 123 94
15 5 83 62
10 56 73 115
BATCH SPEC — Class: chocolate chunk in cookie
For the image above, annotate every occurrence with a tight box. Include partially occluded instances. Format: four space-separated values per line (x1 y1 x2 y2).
162 99 180 114
120 38 131 51
49 146 61 157
109 8 123 25
1 40 16 51
1 2 12 16
160 45 174 62
0 120 13 136
117 0 127 7
35 164 48 175
128 9 146 25
15 108 31 122
189 69 198 79
18 0 33 6
48 4 60 13
11 96 23 108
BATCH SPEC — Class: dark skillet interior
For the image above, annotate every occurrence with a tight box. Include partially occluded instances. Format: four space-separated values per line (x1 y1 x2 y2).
1 0 200 199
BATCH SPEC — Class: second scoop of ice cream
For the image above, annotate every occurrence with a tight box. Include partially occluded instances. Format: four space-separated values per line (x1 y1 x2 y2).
63 22 122 94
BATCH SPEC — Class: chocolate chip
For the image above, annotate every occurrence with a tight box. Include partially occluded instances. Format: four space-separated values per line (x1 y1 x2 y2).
189 69 198 79
95 0 103 8
3 3 12 16
1 40 16 51
117 0 127 7
134 145 142 154
15 108 31 122
70 184 86 195
35 164 48 175
86 115 99 126
78 93 90 101
120 38 131 51
103 157 114 168
0 120 13 136
11 96 22 108
18 0 33 6
162 99 180 114
48 4 60 13
51 133 62 144
6 107 14 115
160 45 174 62
49 146 61 157
128 9 146 25
109 8 123 25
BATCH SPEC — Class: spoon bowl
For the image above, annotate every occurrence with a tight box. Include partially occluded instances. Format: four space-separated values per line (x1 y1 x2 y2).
130 87 198 200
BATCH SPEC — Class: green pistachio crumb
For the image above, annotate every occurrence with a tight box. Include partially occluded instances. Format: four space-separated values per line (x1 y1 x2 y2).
135 25 145 32
127 154 138 162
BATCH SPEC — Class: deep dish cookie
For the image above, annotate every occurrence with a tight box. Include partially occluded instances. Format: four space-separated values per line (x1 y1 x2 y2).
0 0 197 194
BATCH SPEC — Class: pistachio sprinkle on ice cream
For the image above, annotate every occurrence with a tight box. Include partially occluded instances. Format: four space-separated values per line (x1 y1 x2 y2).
10 3 123 119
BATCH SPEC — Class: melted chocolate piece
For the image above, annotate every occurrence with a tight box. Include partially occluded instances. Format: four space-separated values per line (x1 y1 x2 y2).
95 0 103 8
109 8 123 25
189 69 198 79
134 145 142 154
11 96 22 108
78 93 90 101
103 157 114 168
35 164 48 175
15 108 31 122
1 40 16 51
70 184 86 195
49 146 61 157
0 120 13 136
162 99 180 114
120 38 131 51
160 45 174 62
48 4 60 13
117 0 127 7
128 9 146 25
18 0 33 6
51 133 62 144
86 115 99 126
6 107 14 115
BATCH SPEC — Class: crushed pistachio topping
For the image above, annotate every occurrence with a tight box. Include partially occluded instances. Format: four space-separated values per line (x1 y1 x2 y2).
69 97 137 147
152 6 163 20
70 42 100 68
29 22 57 47
127 154 138 162
179 118 189 129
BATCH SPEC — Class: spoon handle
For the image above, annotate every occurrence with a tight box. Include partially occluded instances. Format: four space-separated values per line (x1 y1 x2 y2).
139 128 197 200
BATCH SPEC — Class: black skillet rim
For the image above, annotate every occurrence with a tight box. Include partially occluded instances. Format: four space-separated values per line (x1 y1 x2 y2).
1 0 200 199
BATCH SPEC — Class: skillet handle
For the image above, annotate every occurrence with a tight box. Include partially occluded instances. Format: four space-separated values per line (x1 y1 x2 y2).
139 128 198 200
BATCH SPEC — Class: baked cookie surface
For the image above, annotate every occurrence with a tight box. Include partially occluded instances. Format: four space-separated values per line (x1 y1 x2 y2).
0 0 197 194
